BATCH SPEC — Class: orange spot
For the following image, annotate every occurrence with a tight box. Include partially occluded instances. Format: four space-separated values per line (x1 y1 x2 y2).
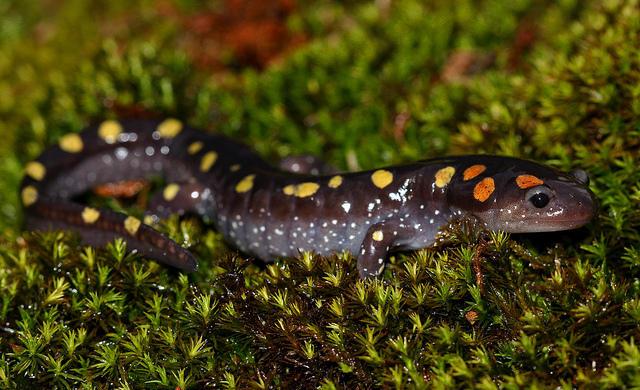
473 177 495 202
516 175 544 189
94 180 147 198
463 164 486 181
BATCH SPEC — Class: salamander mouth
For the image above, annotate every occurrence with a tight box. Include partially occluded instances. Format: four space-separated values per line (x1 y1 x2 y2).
528 219 592 232
500 212 595 233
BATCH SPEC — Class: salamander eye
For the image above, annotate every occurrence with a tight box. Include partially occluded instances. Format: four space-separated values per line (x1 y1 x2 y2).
529 192 550 208
525 186 553 209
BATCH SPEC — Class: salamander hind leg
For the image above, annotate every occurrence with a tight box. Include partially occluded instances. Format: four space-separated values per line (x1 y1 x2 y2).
357 223 399 278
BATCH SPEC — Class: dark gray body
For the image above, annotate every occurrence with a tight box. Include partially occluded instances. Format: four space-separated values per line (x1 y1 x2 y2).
21 119 596 277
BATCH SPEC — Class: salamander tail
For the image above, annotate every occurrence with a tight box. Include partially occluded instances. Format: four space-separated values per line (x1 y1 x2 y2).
23 194 198 272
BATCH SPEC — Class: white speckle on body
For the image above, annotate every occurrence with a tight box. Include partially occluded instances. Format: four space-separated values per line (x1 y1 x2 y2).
115 147 128 160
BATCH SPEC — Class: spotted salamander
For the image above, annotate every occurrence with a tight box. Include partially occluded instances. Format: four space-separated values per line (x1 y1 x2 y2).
21 119 596 277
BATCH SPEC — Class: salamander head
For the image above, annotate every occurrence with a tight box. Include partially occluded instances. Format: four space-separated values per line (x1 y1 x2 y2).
446 157 596 233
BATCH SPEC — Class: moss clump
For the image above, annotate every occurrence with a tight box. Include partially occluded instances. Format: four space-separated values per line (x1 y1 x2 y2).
1 0 640 387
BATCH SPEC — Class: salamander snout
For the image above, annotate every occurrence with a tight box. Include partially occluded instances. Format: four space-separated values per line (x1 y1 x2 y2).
561 183 597 229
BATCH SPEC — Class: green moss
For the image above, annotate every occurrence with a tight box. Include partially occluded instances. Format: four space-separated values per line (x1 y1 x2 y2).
1 0 640 387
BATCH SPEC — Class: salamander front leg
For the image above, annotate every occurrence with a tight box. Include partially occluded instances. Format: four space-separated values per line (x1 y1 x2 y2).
357 223 398 278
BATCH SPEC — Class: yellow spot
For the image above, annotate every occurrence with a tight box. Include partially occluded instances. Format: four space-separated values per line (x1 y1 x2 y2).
200 151 218 172
463 164 486 181
25 161 46 181
236 174 256 193
143 215 156 225
59 133 83 153
21 186 38 207
372 230 384 241
328 175 343 188
98 120 123 144
124 216 142 235
188 141 203 155
81 207 100 224
230 164 241 172
163 183 180 201
473 177 495 202
295 182 320 198
157 118 183 138
516 174 544 189
282 182 320 198
435 166 456 188
371 170 393 189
